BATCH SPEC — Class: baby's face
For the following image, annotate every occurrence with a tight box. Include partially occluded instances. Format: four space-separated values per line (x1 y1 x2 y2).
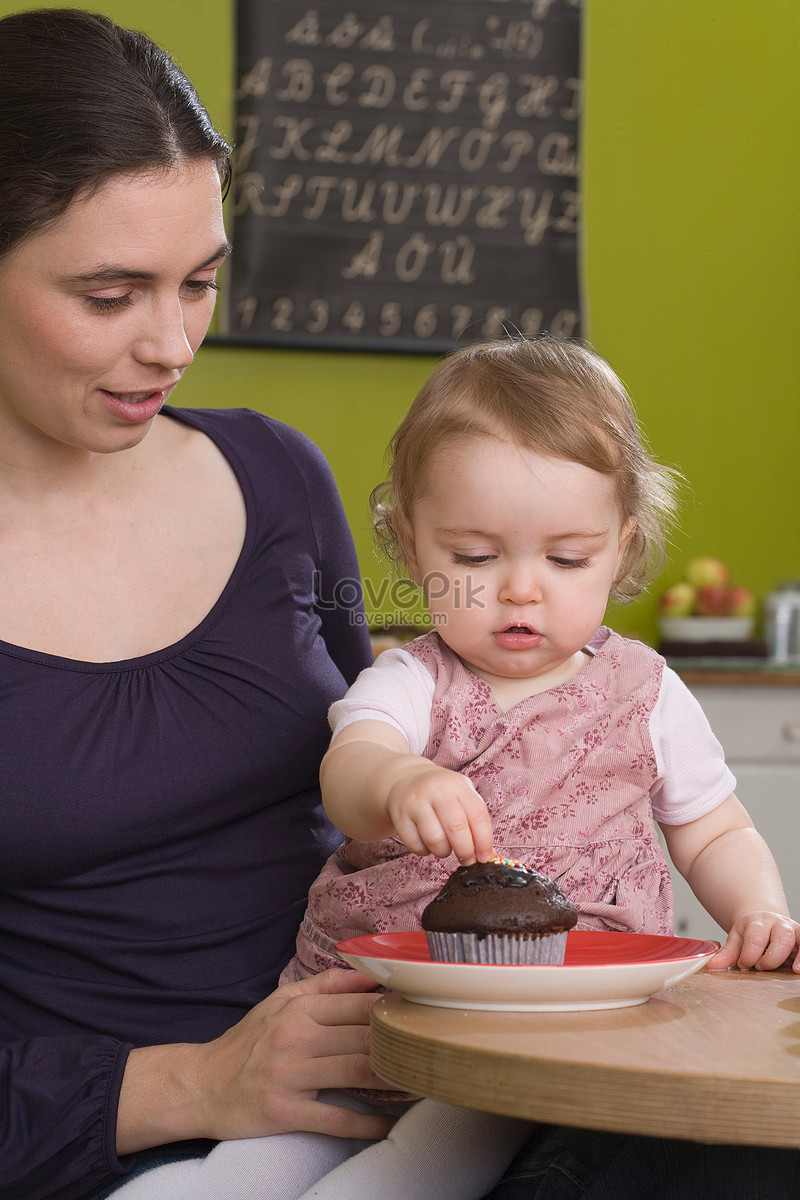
404 436 633 696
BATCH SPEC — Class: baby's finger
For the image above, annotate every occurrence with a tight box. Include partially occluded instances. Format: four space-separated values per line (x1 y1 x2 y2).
468 808 494 863
392 813 436 858
454 787 493 862
414 806 464 860
752 922 800 971
706 931 744 971
431 800 478 864
733 919 774 970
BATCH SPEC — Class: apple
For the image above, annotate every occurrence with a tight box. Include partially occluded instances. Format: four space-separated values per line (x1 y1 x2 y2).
660 581 697 616
685 556 730 589
695 584 731 616
727 585 756 617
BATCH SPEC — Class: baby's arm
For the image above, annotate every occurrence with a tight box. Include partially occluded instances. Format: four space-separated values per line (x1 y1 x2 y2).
660 794 800 971
320 720 494 864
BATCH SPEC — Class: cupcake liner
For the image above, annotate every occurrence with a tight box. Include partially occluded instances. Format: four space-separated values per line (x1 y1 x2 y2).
425 929 568 965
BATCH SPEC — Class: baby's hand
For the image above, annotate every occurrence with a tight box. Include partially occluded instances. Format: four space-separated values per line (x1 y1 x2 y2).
707 912 800 972
385 763 493 864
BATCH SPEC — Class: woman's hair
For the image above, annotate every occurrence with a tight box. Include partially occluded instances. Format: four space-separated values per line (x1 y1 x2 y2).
372 336 681 602
0 7 231 258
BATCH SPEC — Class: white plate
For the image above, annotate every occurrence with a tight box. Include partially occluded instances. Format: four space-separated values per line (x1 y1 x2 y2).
337 930 719 1011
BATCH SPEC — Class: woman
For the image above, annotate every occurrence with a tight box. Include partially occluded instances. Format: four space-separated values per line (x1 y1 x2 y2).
0 9 391 1198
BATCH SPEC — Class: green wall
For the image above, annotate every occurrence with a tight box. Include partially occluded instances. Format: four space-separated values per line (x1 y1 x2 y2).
6 0 799 644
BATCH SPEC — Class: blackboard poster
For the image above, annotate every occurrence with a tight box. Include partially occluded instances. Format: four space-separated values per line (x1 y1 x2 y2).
225 0 581 353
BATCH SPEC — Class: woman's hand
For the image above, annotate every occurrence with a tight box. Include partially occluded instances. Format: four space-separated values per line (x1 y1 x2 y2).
385 761 494 864
707 912 800 972
117 970 394 1154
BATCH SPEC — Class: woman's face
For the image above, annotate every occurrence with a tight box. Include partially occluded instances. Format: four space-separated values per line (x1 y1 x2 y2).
0 158 229 457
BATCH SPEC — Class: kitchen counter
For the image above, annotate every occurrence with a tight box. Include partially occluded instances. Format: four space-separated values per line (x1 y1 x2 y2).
669 661 800 686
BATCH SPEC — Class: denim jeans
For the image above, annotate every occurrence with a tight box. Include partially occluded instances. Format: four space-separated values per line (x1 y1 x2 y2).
481 1126 800 1200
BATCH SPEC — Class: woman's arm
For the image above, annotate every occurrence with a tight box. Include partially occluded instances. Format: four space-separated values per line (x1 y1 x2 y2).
0 1033 130 1198
320 720 494 863
660 794 800 970
0 973 389 1198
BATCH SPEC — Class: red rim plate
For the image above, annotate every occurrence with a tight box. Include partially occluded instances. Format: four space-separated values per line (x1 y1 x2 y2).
336 929 719 967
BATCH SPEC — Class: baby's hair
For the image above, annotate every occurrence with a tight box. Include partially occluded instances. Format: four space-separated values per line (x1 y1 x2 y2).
371 335 681 602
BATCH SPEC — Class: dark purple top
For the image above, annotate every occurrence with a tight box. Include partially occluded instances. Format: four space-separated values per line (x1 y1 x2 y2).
0 407 373 1199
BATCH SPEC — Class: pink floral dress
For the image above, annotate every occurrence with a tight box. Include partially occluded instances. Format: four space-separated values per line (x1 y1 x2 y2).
282 627 673 983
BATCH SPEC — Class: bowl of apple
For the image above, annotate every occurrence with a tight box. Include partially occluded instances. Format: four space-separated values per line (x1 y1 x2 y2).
659 557 756 643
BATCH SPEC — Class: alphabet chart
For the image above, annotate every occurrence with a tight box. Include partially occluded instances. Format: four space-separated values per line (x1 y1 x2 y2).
224 0 581 352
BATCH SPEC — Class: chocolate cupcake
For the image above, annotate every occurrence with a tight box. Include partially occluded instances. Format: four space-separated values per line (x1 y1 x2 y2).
421 857 578 964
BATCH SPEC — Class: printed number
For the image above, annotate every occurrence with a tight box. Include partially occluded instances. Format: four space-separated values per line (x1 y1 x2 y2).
271 297 294 332
550 309 578 339
342 301 366 333
450 306 473 339
482 306 513 337
379 303 401 336
237 296 258 332
305 299 330 333
520 307 543 335
413 305 438 339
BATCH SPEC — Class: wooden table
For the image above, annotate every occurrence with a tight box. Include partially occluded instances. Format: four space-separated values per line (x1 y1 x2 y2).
370 968 800 1148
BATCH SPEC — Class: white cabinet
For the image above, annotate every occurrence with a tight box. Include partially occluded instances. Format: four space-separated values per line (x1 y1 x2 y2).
663 682 800 942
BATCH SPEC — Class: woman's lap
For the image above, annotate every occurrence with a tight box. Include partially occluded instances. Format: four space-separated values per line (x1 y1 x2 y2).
82 1091 395 1200
86 1123 800 1200
481 1125 800 1200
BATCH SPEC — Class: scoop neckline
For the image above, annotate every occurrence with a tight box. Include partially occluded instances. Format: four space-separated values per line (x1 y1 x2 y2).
0 406 257 674
425 627 611 715
486 642 603 714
